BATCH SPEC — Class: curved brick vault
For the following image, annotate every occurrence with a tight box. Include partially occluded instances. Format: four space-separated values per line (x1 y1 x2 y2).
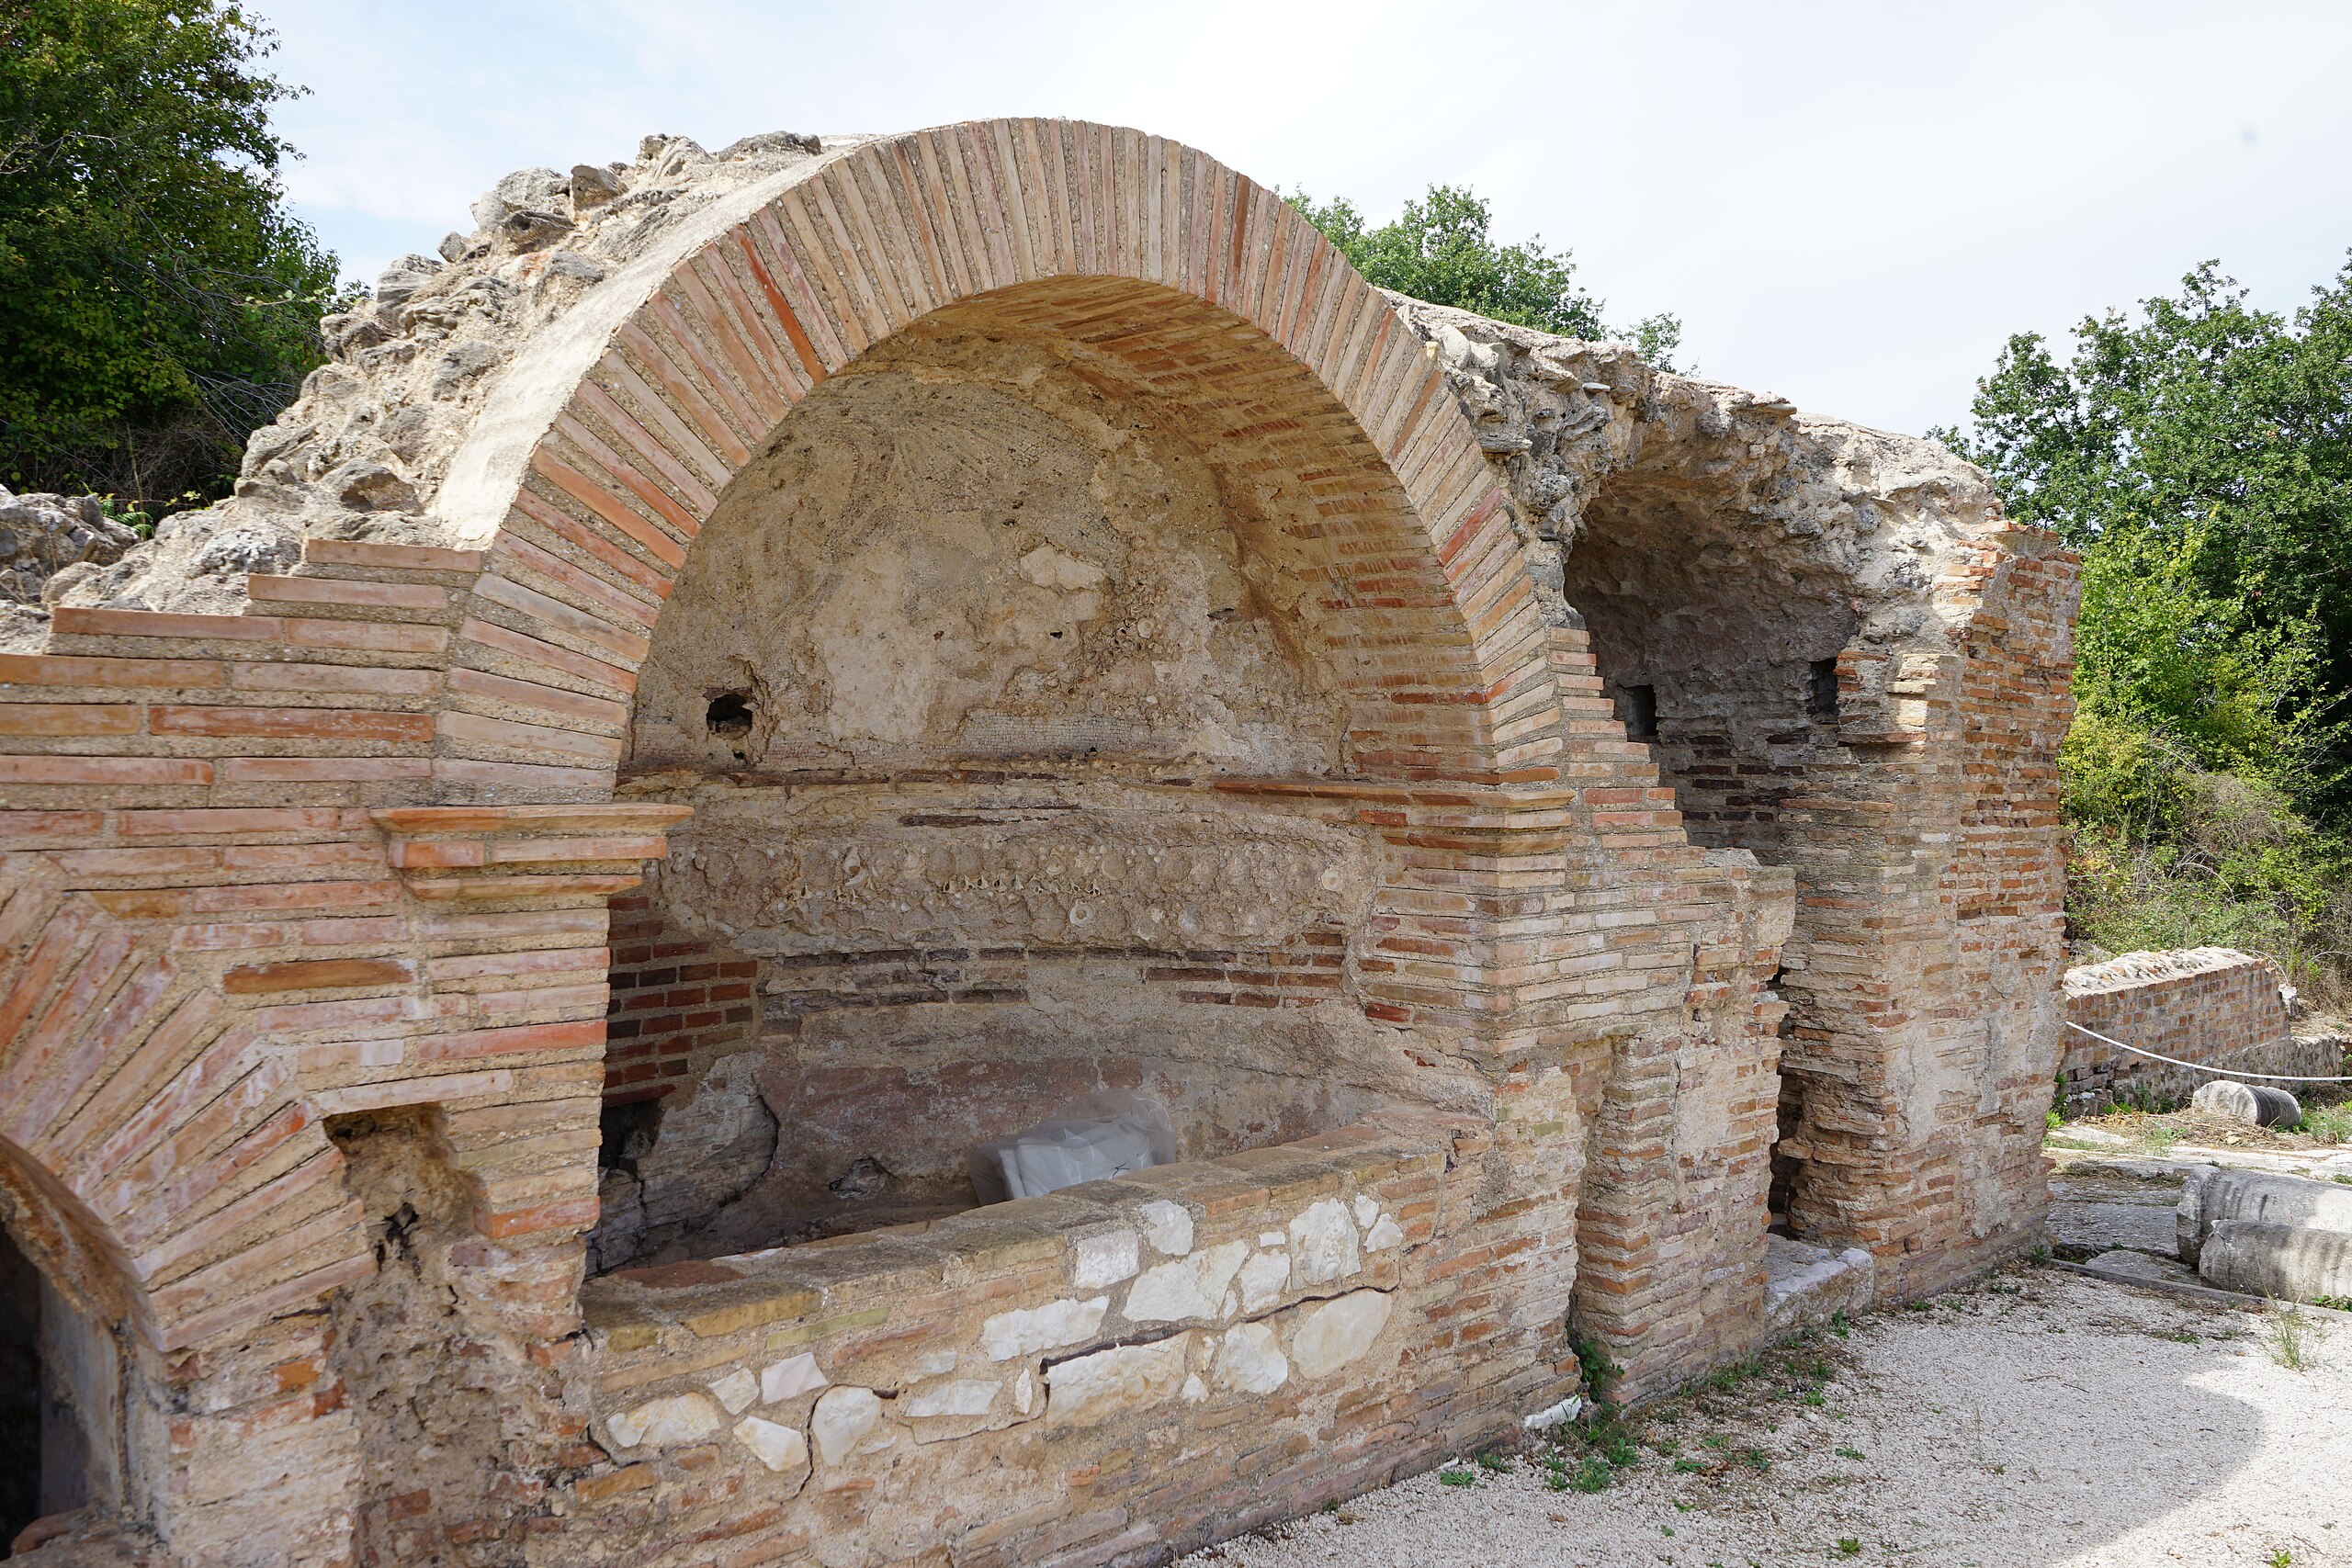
427 120 1560 797
0 119 2073 1568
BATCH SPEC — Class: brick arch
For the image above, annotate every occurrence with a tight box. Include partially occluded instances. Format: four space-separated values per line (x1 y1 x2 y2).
0 857 368 1355
431 118 1556 796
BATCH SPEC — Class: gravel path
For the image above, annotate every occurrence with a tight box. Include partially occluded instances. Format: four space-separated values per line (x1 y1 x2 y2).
1184 1269 2351 1568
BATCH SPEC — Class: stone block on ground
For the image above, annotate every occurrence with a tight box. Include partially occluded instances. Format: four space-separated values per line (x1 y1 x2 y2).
1762 1235 1876 1336
2191 1079 2301 1128
2197 1219 2352 1302
2177 1168 2352 1266
2082 1248 2200 1288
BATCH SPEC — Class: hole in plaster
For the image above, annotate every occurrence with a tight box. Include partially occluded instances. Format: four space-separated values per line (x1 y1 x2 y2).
705 692 755 738
599 1098 666 1178
1805 659 1840 724
1618 682 1659 741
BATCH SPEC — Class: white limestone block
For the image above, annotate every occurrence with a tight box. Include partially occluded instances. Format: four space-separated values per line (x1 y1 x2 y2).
1125 1241 1249 1322
1046 1334 1192 1427
1013 1369 1036 1416
1237 1249 1290 1314
1363 1214 1404 1253
1182 1373 1209 1404
1290 1290 1394 1380
708 1367 758 1416
1288 1198 1362 1287
732 1416 809 1478
1352 1195 1380 1228
609 1392 722 1450
1215 1322 1290 1394
760 1352 827 1404
810 1385 882 1463
1073 1228 1140 1290
902 1378 1000 1419
1140 1200 1193 1256
980 1295 1109 1361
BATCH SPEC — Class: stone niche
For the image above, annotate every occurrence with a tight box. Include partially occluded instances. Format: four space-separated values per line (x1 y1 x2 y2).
594 323 1481 1270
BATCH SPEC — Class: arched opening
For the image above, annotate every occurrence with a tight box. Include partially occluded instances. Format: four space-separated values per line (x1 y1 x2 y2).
589 281 1489 1270
1561 471 1883 1249
0 1213 126 1552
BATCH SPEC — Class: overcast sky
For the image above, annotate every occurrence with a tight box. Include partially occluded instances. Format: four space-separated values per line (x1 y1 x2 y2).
257 0 2352 438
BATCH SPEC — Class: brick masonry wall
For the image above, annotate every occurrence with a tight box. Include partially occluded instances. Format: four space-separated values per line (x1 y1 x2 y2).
0 118 2073 1567
2061 948 2342 1110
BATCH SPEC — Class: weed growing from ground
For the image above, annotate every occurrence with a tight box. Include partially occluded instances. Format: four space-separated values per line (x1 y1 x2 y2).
2263 1302 2325 1371
1437 1467 1476 1488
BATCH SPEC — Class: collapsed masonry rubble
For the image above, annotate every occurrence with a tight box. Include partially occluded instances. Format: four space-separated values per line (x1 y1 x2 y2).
0 120 2075 1567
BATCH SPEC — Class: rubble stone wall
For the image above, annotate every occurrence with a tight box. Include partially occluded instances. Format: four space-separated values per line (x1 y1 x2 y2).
2061 949 2340 1110
0 118 2073 1567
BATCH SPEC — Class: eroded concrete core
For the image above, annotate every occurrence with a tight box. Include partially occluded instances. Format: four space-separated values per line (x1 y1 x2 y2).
0 119 2075 1568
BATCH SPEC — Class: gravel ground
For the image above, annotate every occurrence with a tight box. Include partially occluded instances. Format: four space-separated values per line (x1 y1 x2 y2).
1183 1269 2352 1568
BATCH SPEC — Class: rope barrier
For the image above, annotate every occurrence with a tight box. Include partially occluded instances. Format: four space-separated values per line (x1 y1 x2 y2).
2064 1020 2352 1084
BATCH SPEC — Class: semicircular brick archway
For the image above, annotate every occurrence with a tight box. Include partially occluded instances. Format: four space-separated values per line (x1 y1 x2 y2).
430 119 1559 799
0 856 368 1359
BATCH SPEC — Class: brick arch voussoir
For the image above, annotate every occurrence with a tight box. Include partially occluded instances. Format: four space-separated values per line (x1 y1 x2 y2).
0 855 368 1353
439 118 1561 799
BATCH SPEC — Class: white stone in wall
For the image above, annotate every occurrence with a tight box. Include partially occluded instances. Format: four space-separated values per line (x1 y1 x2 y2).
1140 1200 1193 1256
1290 1290 1393 1380
912 1349 958 1377
1237 1249 1289 1314
902 1378 1000 1419
1073 1228 1140 1290
1288 1199 1362 1287
1046 1334 1192 1427
760 1352 827 1404
1214 1323 1290 1394
810 1386 883 1463
732 1416 809 1480
1182 1373 1209 1404
1363 1213 1404 1253
1259 1231 1286 1247
609 1393 723 1450
980 1295 1109 1360
1013 1369 1036 1416
708 1368 759 1415
1125 1241 1249 1322
1352 1196 1379 1228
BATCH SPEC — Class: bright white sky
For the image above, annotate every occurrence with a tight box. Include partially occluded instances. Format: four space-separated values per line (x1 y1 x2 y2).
258 0 2352 438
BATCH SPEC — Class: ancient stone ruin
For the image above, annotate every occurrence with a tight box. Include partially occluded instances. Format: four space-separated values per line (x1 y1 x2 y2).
0 120 2077 1566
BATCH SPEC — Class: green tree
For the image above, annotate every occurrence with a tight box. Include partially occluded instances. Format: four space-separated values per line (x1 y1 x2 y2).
0 0 345 507
1291 185 1683 368
1939 259 2352 818
1941 258 2352 1001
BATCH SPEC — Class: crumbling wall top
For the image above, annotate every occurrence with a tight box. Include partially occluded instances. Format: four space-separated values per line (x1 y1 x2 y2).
6 131 868 644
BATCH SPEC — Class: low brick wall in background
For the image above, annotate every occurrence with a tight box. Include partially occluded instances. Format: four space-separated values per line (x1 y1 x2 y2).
2060 949 2344 1110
